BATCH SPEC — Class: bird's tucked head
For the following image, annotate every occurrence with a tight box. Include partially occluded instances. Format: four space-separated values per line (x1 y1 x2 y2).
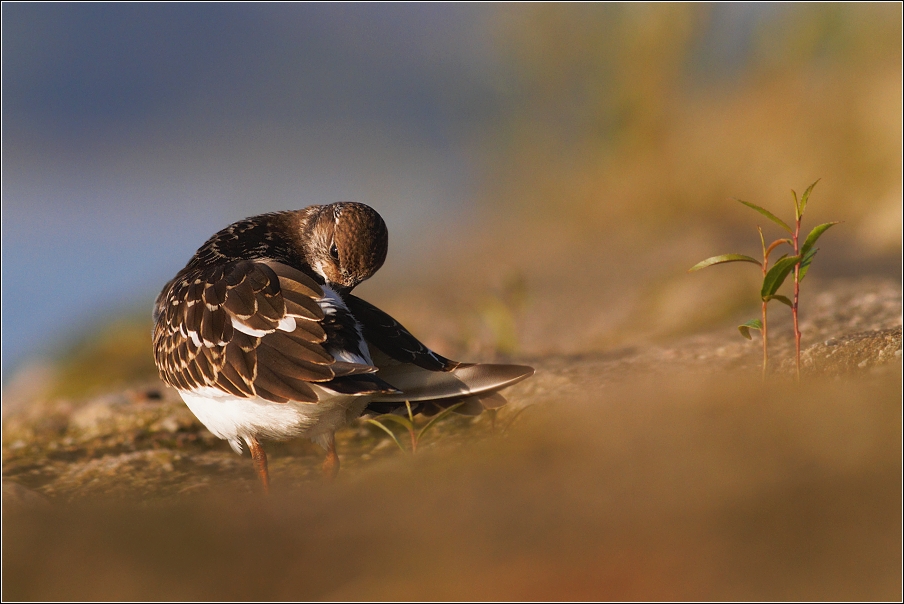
300 202 389 292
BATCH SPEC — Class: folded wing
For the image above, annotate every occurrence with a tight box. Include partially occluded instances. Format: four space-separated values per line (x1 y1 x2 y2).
153 260 393 403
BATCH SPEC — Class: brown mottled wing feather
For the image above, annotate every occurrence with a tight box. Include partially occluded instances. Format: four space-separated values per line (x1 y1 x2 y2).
153 260 376 403
344 294 458 371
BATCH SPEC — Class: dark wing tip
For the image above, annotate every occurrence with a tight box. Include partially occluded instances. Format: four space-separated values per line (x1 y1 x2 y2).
324 373 400 396
345 294 457 371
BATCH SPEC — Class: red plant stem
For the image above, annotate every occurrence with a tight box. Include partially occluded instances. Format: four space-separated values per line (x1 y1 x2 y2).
761 299 768 380
792 218 802 381
761 250 769 381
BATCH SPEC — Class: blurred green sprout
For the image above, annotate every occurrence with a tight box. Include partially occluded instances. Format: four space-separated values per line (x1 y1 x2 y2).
366 401 464 454
689 180 839 379
480 272 530 356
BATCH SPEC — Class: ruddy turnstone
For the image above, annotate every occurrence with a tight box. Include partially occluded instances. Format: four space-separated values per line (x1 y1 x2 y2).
153 202 533 491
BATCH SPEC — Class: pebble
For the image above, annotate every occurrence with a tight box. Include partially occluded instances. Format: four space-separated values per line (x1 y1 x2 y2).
153 417 180 433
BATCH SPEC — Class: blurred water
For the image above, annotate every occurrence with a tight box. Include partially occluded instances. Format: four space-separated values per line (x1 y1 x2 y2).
1 4 500 377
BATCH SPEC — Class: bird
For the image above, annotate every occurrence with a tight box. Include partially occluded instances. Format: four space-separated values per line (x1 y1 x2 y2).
152 202 533 491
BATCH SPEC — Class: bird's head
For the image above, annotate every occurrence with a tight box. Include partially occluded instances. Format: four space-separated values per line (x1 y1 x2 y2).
302 202 388 292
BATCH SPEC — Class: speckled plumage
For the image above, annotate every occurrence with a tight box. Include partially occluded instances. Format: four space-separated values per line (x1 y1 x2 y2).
153 202 533 489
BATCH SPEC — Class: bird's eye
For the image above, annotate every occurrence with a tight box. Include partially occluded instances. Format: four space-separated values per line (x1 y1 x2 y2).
329 242 339 260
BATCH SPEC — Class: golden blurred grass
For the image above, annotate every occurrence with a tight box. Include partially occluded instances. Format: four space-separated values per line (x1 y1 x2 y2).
46 316 158 400
480 3 901 251
350 3 902 364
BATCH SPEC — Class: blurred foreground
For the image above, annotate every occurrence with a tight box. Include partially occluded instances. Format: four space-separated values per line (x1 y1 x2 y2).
4 366 900 600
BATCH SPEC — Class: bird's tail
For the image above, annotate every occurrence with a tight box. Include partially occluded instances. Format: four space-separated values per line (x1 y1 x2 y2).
364 362 533 417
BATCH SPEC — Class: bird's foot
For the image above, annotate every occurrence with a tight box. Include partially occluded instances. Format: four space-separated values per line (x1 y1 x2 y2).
322 437 340 481
245 435 270 495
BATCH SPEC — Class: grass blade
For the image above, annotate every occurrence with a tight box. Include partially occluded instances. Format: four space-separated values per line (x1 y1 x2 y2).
738 319 763 340
502 405 532 434
798 179 821 217
365 419 406 452
736 199 793 234
765 294 793 308
760 255 802 298
688 254 761 272
371 413 415 431
417 402 465 442
800 222 840 257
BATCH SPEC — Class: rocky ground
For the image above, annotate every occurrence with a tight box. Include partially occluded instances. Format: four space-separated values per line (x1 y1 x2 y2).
2 276 901 600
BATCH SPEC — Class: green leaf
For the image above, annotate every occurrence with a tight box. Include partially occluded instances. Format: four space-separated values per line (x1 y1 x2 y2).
738 319 763 340
417 402 465 442
798 179 821 218
688 254 761 272
757 226 766 258
365 419 406 452
737 199 793 234
800 221 840 257
798 247 818 282
792 189 800 221
765 294 793 308
760 255 802 298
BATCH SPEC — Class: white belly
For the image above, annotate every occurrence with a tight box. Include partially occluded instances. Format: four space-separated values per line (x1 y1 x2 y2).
178 386 372 454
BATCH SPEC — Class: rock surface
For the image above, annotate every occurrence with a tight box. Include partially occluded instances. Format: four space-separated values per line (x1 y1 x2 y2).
2 276 901 600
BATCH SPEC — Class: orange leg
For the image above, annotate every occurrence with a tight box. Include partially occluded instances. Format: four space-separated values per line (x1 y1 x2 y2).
322 435 340 480
246 436 270 494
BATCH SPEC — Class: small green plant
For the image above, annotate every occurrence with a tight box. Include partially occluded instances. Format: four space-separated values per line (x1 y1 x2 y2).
689 180 839 379
366 401 464 453
480 271 530 355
